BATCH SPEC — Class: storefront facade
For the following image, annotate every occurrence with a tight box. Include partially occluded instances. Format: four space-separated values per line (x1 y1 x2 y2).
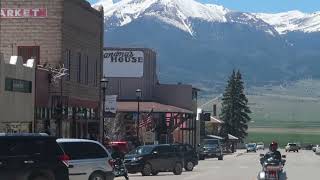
103 48 200 147
0 0 104 138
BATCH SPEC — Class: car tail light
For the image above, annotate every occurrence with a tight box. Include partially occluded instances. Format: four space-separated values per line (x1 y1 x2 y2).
108 159 115 169
59 154 70 167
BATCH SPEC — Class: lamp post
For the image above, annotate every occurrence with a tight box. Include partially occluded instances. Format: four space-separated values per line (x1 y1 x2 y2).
100 77 109 143
136 89 142 143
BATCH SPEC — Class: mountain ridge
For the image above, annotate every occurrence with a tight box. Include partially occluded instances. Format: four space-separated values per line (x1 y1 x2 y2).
94 0 320 35
95 0 320 87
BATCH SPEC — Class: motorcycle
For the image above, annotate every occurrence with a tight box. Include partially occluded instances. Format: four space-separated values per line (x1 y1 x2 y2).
258 154 286 180
113 158 129 180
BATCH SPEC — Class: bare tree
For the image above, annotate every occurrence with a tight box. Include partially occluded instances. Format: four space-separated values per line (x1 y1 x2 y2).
104 113 126 140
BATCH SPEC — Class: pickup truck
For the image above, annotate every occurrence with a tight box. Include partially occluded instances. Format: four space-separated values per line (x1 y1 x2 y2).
285 143 299 152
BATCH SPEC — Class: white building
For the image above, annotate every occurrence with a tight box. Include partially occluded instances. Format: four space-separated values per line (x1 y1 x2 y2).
0 54 35 133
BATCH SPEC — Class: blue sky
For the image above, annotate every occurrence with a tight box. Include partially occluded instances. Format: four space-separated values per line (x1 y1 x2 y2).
87 0 320 13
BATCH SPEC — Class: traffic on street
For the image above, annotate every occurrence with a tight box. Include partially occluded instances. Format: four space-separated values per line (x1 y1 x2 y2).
1 0 320 180
118 149 320 180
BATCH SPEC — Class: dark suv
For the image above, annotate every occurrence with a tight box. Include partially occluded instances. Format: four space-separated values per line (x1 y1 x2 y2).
173 144 198 171
198 139 223 160
124 144 184 176
0 133 69 180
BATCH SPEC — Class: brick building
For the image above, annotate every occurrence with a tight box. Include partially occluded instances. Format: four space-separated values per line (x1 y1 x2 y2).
0 0 104 138
103 48 200 147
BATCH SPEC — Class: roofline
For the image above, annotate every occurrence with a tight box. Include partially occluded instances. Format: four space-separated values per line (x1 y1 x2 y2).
104 47 157 54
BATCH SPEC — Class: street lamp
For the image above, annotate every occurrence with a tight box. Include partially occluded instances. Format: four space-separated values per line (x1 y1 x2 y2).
100 77 109 143
136 89 142 143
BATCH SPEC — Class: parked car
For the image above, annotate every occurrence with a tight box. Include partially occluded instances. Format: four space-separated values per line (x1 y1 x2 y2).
57 139 114 180
124 144 184 176
173 144 199 171
246 143 257 153
0 133 69 180
256 142 265 150
316 146 320 155
198 139 223 160
312 145 319 152
303 144 314 150
285 143 299 152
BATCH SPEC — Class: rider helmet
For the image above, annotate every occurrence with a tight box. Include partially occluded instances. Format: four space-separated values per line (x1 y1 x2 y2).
269 141 278 152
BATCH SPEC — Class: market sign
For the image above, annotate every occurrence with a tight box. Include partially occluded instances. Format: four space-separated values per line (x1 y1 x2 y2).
103 50 144 78
0 8 47 18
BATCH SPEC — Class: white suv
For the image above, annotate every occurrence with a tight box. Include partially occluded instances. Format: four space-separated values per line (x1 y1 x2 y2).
57 139 114 180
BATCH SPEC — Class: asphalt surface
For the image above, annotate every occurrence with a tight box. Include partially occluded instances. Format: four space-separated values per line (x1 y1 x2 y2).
116 150 320 180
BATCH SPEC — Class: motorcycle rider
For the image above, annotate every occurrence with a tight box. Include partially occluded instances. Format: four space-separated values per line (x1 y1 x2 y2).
260 141 282 165
111 146 129 180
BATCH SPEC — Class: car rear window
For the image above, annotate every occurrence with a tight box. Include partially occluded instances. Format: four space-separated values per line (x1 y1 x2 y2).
203 139 218 145
289 144 297 146
59 142 107 160
0 138 62 158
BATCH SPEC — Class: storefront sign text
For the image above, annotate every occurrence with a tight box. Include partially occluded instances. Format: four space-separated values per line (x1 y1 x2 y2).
0 8 47 18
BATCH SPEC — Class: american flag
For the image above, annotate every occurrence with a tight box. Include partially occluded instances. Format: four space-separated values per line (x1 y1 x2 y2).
139 109 153 128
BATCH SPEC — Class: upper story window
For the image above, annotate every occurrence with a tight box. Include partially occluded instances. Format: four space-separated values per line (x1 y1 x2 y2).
77 53 81 83
85 55 89 85
18 46 40 64
94 58 98 87
64 49 71 81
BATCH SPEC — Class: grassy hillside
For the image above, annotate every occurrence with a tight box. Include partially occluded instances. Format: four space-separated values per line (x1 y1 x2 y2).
199 80 320 129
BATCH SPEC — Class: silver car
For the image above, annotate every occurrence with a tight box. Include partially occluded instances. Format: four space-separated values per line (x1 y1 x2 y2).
256 142 265 150
57 139 114 180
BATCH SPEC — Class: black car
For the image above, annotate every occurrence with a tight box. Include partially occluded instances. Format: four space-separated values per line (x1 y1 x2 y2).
0 133 69 180
124 144 184 176
198 139 223 160
173 144 199 171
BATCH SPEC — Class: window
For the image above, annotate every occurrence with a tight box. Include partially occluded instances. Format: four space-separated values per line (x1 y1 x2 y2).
18 46 40 64
65 49 71 81
85 55 89 85
156 146 173 153
186 145 194 151
78 53 81 83
5 78 32 93
59 142 107 160
3 140 43 156
94 58 98 86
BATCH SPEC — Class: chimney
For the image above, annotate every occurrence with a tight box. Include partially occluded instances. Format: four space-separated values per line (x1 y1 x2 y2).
213 104 217 117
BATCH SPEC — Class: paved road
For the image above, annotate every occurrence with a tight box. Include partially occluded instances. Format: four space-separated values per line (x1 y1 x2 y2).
116 150 320 180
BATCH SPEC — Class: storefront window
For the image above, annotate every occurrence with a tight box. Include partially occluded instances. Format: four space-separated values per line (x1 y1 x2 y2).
68 107 73 118
5 78 32 93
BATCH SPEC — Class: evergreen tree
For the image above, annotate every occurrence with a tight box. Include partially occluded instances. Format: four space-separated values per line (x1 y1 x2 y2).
220 70 251 142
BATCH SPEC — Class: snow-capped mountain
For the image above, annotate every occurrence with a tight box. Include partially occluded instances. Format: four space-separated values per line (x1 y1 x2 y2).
95 0 320 35
95 0 231 36
256 11 320 34
94 0 320 85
